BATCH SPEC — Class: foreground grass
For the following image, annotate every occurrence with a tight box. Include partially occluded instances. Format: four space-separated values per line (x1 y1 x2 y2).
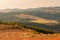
0 21 60 40
0 29 60 40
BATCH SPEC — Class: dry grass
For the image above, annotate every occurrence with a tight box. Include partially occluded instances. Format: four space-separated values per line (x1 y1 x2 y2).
0 24 60 40
0 29 60 40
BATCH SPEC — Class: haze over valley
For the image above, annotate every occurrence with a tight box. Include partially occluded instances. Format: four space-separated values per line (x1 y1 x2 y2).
0 0 60 40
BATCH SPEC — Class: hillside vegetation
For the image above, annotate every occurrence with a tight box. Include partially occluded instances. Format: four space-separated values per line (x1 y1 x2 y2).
0 7 60 40
0 21 55 34
0 21 60 40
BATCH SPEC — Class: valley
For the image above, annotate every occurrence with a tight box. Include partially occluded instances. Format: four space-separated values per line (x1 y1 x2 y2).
0 7 60 40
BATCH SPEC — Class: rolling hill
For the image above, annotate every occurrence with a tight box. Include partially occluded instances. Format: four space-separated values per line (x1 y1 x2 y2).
0 7 60 33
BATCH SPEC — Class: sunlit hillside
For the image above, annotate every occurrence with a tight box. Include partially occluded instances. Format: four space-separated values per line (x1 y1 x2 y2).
0 7 60 40
0 22 59 40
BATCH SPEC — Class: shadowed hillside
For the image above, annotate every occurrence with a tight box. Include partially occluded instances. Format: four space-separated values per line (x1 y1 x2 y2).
0 21 55 34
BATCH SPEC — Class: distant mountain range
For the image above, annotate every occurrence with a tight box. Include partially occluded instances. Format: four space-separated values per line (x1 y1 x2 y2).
0 7 60 22
0 7 60 13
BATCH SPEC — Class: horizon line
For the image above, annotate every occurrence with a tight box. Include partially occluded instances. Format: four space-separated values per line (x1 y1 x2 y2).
0 6 60 10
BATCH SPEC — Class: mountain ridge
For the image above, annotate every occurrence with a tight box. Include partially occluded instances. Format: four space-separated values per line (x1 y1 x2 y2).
0 7 60 13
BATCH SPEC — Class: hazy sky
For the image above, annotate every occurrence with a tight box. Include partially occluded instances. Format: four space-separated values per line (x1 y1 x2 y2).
0 0 60 9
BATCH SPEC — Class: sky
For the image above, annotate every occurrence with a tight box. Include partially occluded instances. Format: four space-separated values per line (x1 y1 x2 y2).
0 0 60 9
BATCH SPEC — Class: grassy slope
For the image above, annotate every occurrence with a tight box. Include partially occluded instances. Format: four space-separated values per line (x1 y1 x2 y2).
0 22 60 40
